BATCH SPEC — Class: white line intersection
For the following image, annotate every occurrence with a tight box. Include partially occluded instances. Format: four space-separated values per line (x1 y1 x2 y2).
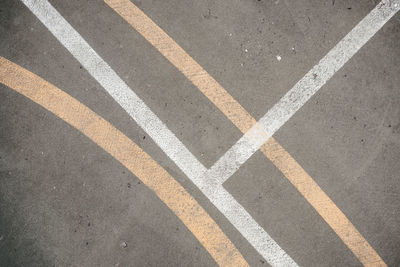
21 0 400 266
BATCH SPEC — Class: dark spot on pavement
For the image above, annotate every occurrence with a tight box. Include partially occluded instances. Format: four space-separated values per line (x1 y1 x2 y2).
203 9 218 19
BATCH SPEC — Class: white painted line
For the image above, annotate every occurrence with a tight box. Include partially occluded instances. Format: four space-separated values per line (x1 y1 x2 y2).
21 0 298 265
21 0 206 187
206 0 400 185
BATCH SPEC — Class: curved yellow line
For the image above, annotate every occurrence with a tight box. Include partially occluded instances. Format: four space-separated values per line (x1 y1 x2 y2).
0 57 249 267
104 1 387 265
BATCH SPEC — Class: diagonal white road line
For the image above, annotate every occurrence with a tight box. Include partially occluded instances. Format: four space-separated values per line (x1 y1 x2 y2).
21 0 298 265
205 0 400 185
21 0 399 265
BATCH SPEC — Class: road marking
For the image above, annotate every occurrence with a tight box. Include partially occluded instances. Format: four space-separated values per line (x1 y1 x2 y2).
21 0 298 265
105 0 397 265
261 141 386 267
207 0 400 185
104 0 255 132
0 56 249 267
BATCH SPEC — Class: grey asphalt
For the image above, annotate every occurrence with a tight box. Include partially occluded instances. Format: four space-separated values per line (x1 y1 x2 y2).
1 0 399 266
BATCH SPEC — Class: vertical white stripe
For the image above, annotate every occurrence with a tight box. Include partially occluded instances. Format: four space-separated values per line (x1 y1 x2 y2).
206 0 400 185
20 0 298 265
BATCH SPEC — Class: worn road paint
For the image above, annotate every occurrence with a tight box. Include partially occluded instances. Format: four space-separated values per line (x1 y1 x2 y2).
104 0 256 132
21 0 298 266
207 0 400 185
105 0 397 265
0 56 249 267
205 1 398 265
261 140 387 267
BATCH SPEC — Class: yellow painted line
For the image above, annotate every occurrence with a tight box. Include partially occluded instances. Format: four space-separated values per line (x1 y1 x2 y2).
104 0 255 132
0 57 249 267
261 140 386 267
105 1 387 265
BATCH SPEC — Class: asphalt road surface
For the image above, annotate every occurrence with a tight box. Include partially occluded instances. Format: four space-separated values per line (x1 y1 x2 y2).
1 0 400 266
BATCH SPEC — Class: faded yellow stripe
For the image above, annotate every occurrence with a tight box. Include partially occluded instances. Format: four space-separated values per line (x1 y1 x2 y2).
104 0 256 132
0 57 249 267
105 1 387 265
261 140 386 267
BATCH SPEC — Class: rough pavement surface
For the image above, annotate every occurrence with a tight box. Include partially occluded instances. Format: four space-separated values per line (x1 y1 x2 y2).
1 0 399 266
